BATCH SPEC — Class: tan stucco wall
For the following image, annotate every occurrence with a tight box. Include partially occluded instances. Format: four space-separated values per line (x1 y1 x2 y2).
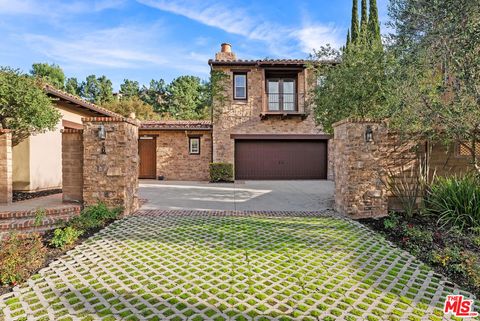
12 138 30 190
12 101 100 192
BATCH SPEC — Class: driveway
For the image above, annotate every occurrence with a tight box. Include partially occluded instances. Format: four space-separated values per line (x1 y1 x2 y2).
138 180 334 211
1 211 473 321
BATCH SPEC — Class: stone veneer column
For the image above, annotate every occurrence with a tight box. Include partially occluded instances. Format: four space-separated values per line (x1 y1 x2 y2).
332 119 389 218
0 130 12 204
62 129 84 203
82 117 139 216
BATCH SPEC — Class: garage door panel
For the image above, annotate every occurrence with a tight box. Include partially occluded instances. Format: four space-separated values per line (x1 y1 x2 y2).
235 140 327 180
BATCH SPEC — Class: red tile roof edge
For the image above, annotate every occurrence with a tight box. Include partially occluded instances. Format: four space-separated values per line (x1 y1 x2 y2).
44 85 122 118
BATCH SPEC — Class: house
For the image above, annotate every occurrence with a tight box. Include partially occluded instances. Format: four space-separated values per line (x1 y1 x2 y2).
138 120 212 181
209 43 331 180
137 43 331 181
12 85 120 192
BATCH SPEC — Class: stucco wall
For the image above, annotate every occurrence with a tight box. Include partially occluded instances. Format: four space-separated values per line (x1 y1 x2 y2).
12 138 30 191
12 101 101 192
140 130 212 181
212 65 328 167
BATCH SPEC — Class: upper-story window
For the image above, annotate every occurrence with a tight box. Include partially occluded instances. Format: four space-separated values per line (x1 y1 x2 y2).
233 73 247 100
267 78 296 111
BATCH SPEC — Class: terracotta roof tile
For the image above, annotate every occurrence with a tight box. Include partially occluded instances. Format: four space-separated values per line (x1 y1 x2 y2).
140 120 212 130
44 85 122 118
208 58 338 66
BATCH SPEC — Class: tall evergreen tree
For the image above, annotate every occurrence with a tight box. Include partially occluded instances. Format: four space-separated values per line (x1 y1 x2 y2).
367 0 381 47
350 0 359 44
360 0 368 42
346 29 351 50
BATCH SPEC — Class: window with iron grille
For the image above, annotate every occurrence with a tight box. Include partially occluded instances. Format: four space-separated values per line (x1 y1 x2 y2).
457 142 480 157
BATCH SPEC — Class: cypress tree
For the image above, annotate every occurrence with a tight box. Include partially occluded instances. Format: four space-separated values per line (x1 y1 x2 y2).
367 0 381 47
350 0 359 44
346 29 351 48
360 0 368 42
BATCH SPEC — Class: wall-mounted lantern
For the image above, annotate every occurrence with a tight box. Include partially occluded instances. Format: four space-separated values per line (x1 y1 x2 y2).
98 125 106 140
365 125 374 142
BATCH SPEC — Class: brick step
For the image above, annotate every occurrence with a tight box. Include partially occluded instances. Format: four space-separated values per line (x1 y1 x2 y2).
0 205 81 219
0 206 81 234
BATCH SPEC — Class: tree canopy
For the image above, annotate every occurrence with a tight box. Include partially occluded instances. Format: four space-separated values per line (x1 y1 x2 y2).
388 0 480 171
30 63 65 89
0 67 61 145
102 96 160 120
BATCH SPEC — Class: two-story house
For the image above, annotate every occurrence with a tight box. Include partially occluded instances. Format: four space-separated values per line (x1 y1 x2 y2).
137 43 331 181
209 43 331 180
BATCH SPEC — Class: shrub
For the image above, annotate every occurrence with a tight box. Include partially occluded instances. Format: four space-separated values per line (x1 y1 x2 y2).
209 163 234 182
50 226 83 248
383 212 400 230
70 202 122 230
0 233 46 285
425 175 480 231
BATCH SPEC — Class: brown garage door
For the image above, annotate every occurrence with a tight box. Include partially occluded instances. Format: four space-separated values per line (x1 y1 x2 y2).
235 140 327 180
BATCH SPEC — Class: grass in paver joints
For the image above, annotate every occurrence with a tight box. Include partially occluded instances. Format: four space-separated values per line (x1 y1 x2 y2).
0 213 478 321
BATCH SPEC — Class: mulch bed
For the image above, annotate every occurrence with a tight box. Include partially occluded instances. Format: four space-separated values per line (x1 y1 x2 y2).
360 215 480 297
0 225 105 297
13 189 62 202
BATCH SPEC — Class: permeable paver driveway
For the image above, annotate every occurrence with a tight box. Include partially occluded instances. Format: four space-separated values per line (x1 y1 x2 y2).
1 211 478 321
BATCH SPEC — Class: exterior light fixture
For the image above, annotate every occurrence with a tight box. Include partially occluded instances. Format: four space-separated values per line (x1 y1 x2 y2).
98 125 106 140
365 125 374 142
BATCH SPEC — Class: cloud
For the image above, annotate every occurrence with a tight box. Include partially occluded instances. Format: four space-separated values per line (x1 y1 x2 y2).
20 24 210 77
23 27 166 68
137 0 343 56
292 24 342 54
0 0 126 16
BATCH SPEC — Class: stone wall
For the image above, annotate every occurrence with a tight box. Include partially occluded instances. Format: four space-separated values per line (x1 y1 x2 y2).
61 129 83 202
140 130 212 181
212 66 329 167
0 130 12 204
332 119 420 218
82 117 139 215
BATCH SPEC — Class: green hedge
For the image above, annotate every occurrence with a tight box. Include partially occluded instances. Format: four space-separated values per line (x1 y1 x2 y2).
209 163 234 182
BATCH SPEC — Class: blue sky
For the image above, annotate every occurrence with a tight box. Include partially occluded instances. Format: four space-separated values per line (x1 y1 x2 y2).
0 0 389 90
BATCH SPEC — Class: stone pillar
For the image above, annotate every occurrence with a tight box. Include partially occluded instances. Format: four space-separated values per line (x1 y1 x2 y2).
82 117 139 216
0 130 12 204
332 119 389 218
62 129 84 203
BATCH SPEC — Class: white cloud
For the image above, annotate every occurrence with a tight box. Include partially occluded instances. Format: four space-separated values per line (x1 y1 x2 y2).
137 0 343 56
292 24 342 54
0 0 125 16
20 24 210 77
0 0 37 14
23 27 166 68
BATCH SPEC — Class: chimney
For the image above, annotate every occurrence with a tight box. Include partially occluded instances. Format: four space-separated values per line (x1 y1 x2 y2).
215 43 236 61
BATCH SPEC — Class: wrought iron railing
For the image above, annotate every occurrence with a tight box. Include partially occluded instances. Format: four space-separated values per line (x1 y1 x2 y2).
266 93 305 112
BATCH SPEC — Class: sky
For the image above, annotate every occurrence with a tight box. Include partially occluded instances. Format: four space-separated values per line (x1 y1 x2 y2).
0 0 389 90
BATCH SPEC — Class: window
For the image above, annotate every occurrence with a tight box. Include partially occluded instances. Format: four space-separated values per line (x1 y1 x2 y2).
234 73 247 99
267 78 296 111
189 137 200 155
457 142 480 157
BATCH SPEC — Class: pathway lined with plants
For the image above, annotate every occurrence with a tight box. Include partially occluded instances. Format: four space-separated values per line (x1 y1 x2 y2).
0 210 478 321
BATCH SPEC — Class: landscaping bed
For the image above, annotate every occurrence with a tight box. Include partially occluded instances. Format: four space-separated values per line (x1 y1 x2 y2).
0 203 122 297
12 189 62 202
360 213 480 297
